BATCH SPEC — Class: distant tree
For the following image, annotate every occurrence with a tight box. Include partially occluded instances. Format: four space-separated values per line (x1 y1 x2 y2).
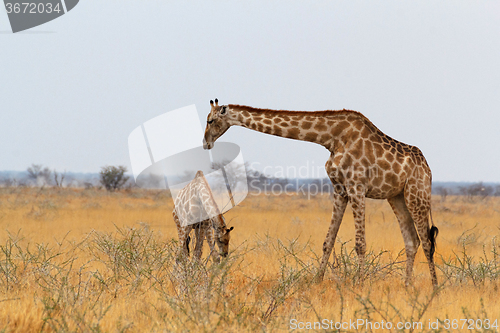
26 164 51 186
246 168 273 191
53 169 66 188
84 182 94 190
436 186 449 202
99 166 130 191
459 182 493 202
211 160 248 193
0 177 12 187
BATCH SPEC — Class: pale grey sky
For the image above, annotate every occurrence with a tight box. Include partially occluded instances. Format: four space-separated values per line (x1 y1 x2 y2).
1 1 499 182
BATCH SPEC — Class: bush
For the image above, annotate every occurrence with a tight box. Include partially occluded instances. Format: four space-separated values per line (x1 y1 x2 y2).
99 166 130 192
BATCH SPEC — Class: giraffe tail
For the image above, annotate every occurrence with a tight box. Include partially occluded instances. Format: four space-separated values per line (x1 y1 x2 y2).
429 205 439 258
186 235 191 256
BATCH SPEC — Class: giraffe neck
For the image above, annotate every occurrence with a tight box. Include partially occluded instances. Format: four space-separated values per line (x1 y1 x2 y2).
227 105 364 151
196 174 226 234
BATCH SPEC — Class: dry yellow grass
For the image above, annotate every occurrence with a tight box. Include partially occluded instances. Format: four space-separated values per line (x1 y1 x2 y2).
0 187 499 332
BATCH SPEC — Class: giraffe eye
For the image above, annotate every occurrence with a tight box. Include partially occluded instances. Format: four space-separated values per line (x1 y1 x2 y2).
208 119 214 124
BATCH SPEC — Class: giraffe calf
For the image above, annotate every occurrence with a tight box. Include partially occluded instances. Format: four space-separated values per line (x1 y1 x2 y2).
173 211 233 263
172 170 234 263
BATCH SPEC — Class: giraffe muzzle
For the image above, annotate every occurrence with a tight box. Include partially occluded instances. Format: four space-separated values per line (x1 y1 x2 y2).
203 138 213 150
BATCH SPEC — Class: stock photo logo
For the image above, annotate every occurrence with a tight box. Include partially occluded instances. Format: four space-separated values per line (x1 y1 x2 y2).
128 105 248 227
4 0 79 33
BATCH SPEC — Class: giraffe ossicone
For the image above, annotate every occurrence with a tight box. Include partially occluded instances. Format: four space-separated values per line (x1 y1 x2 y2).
203 99 439 287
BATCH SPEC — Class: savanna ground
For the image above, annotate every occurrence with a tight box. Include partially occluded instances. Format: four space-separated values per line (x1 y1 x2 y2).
0 187 499 332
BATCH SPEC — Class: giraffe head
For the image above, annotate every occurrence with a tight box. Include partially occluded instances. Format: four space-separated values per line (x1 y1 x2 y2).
215 219 234 257
203 98 231 150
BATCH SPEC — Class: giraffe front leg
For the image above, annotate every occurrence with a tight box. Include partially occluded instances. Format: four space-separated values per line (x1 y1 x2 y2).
317 191 348 282
205 223 220 264
349 186 367 281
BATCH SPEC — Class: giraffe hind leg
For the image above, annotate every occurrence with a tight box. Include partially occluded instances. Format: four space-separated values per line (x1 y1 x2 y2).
404 186 438 287
193 223 205 261
174 210 191 261
387 193 420 286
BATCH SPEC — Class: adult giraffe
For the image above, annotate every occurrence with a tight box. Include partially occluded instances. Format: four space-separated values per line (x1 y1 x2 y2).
203 99 438 287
